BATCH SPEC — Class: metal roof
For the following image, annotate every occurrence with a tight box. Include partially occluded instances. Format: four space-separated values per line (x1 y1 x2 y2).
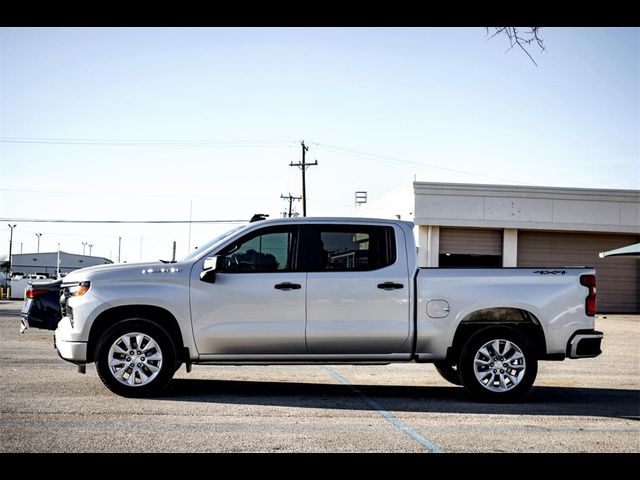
599 243 640 259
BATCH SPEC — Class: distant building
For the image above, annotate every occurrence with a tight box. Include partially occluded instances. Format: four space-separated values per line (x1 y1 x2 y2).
10 251 113 277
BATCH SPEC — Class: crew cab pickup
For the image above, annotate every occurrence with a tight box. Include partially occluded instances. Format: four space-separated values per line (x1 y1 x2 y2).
52 217 602 401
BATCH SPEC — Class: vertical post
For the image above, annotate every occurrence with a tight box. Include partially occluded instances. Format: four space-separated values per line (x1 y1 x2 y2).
7 224 16 276
301 142 308 216
427 226 440 268
20 242 23 254
188 200 193 252
289 141 317 217
117 236 121 263
36 233 42 253
172 241 176 262
88 244 94 256
56 243 61 279
502 229 518 267
418 225 439 268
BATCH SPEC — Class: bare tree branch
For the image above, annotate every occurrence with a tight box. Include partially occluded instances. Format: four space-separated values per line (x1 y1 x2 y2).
487 27 545 66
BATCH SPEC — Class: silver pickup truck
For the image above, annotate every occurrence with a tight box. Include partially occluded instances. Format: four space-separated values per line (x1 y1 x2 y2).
54 217 602 402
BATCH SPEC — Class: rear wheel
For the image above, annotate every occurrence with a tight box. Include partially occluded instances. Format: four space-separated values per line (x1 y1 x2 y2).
433 361 462 386
459 327 537 402
95 318 177 398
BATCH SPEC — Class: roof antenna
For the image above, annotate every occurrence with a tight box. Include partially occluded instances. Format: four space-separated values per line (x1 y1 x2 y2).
250 214 269 223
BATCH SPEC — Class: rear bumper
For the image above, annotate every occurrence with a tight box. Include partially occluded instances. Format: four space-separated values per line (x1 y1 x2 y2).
567 330 603 358
21 298 61 331
21 312 60 331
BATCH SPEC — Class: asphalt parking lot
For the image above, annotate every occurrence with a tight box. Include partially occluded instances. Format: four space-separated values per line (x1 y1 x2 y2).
0 299 638 453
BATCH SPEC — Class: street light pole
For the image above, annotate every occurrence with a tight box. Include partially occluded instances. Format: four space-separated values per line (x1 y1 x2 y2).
8 224 17 275
88 244 94 256
82 242 88 255
35 233 42 253
56 243 61 278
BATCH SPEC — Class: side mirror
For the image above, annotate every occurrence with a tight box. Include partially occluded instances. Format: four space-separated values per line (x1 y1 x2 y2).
200 255 224 283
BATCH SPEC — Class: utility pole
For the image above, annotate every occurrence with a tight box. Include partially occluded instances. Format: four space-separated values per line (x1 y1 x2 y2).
280 193 301 218
82 241 88 255
35 233 43 253
88 244 94 256
289 141 318 216
187 200 193 252
7 224 16 275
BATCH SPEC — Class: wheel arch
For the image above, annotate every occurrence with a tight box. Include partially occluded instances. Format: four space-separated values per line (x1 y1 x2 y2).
87 305 185 363
446 307 547 364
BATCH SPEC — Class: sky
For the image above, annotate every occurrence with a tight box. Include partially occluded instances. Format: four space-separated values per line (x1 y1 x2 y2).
1 27 638 264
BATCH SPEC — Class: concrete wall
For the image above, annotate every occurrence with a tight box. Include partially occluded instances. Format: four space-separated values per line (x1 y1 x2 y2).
414 182 640 234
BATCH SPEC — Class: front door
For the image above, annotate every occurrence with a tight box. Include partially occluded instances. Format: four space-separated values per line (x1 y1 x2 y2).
304 223 411 354
190 225 306 355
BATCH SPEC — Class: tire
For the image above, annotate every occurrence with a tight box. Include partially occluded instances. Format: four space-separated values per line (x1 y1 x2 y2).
459 327 537 402
95 318 177 398
433 361 463 386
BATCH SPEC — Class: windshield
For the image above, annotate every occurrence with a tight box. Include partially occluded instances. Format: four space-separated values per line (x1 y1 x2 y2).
180 224 247 262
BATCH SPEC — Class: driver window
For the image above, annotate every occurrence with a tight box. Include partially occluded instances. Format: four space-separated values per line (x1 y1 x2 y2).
223 228 295 273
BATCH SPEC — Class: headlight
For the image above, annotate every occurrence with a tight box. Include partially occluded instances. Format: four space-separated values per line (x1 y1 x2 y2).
69 281 91 296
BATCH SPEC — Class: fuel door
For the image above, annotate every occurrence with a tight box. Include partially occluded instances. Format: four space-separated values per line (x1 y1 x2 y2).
427 300 450 318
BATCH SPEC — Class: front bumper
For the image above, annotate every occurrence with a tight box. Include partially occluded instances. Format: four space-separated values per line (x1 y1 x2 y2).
567 330 603 358
54 317 88 363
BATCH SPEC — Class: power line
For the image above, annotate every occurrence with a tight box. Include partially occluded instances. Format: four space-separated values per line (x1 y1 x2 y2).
311 142 530 185
0 187 276 201
1 137 297 147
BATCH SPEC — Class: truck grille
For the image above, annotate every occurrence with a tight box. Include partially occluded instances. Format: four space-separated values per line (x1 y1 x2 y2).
59 290 69 317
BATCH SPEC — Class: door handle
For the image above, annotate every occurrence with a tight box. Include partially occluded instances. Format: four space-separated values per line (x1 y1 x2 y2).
274 282 302 291
377 282 404 290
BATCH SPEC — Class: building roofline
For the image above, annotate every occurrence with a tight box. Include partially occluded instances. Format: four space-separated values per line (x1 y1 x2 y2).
11 251 113 262
413 181 640 201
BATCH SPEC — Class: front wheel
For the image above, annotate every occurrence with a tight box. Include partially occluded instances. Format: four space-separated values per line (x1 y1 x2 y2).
459 327 538 402
95 319 177 398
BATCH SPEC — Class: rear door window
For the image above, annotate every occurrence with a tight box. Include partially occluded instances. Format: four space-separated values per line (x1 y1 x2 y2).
301 225 396 272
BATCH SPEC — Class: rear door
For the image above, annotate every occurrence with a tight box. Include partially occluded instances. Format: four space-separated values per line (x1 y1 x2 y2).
304 223 411 354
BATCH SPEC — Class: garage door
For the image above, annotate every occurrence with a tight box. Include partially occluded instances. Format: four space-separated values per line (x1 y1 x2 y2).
518 231 640 313
440 228 502 267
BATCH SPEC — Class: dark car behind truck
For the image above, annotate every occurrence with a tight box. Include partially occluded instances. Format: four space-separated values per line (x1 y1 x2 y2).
20 279 62 332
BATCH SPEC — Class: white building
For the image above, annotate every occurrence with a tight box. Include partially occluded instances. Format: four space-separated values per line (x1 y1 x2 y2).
11 251 113 277
357 182 640 313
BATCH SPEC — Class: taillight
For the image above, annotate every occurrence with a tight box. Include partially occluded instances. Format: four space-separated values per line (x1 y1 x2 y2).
26 289 48 299
580 274 596 316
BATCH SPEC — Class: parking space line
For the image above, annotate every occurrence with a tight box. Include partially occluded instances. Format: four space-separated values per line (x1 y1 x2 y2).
319 365 444 453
